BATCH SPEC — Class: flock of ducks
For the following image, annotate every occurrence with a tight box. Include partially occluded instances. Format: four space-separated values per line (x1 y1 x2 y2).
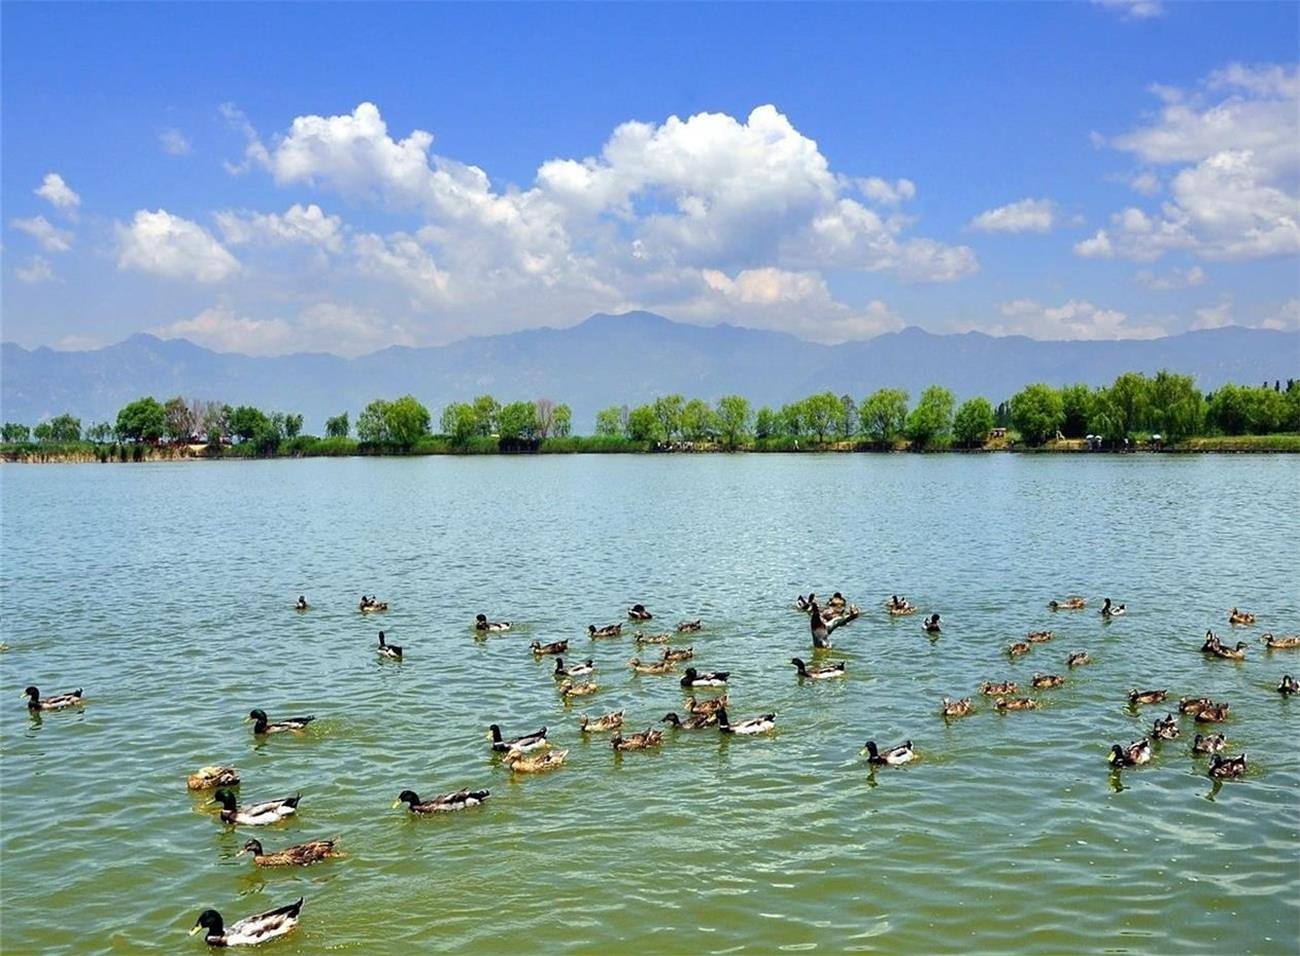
19 592 1297 947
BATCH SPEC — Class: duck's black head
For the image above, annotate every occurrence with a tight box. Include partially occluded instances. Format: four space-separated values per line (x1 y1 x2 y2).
378 631 386 645
193 909 224 936
587 625 597 633
554 658 565 671
662 712 681 725
863 740 879 756
247 708 268 731
832 592 843 600
1108 744 1123 763
239 839 264 857
683 667 698 678
23 685 39 702
791 657 807 672
396 789 420 807
488 724 502 742
476 614 487 623
212 788 238 810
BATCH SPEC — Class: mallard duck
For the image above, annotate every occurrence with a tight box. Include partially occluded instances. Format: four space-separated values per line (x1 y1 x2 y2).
629 657 675 675
238 837 340 867
1100 598 1125 618
791 657 846 680
187 766 240 791
1026 630 1054 643
1194 703 1230 723
1065 652 1092 668
634 631 672 645
1031 673 1065 689
685 694 729 716
862 739 914 765
676 620 703 633
475 614 511 632
796 593 817 612
504 747 568 773
1201 629 1223 653
1179 696 1214 715
22 686 84 711
191 898 303 947
979 680 1017 696
1048 597 1087 611
488 724 548 753
358 596 388 613
558 679 598 698
1191 732 1226 755
888 604 917 617
1279 674 1300 695
808 599 857 649
530 639 568 656
611 728 664 751
1008 641 1031 657
995 697 1038 711
247 709 315 735
1227 607 1255 625
1108 738 1151 767
1263 633 1300 649
886 594 914 614
717 707 776 735
553 658 595 678
588 623 622 639
294 596 309 611
377 631 402 660
1128 689 1167 706
1208 753 1247 779
940 697 973 717
662 711 716 730
579 710 624 733
827 592 848 609
662 646 695 663
1211 641 1248 661
628 604 653 621
393 788 490 813
212 789 300 826
923 614 942 634
1152 713 1179 740
680 667 729 687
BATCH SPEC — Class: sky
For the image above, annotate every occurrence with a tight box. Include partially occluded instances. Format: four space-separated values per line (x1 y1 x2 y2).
2 1 1298 356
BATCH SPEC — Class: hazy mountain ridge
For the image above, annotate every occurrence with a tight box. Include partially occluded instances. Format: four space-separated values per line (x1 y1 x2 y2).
3 312 1297 429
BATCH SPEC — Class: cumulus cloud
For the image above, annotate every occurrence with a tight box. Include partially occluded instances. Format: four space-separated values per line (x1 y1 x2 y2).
116 209 240 282
1134 265 1206 290
152 304 294 353
15 255 56 283
353 232 450 303
215 203 343 251
1260 298 1300 331
10 215 73 252
159 128 192 155
152 301 417 357
855 176 916 206
969 198 1058 233
987 298 1164 340
35 173 80 214
1093 0 1165 19
1190 297 1235 330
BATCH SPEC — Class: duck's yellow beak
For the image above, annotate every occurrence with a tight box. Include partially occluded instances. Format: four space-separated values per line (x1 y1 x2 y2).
188 926 203 936
391 799 403 809
243 715 253 723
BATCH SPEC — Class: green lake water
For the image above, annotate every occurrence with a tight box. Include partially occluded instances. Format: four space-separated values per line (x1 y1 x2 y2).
1 455 1297 954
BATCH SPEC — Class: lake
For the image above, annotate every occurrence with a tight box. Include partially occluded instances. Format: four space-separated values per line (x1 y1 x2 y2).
2 454 1297 954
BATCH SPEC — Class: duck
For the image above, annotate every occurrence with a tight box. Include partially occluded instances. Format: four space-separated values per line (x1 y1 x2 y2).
1207 753 1247 779
553 658 595 678
1026 630 1054 643
862 739 915 765
979 680 1017 696
994 697 1038 711
1100 598 1126 618
578 710 624 733
1193 702 1230 723
504 747 568 773
1128 688 1167 706
1211 641 1248 661
611 728 664 751
685 694 729 716
1031 673 1065 689
634 631 672 645
238 837 340 867
358 596 388 613
717 707 776 735
488 724 548 753
377 631 402 660
294 596 310 611
662 646 695 663
1262 633 1300 649
1152 714 1180 740
629 657 675 675
1191 732 1226 755
247 709 315 735
680 667 729 688
922 614 942 634
1201 629 1223 653
791 657 847 680
676 620 703 633
1227 607 1256 625
1066 651 1092 668
1008 641 1031 657
886 595 917 616
475 614 511 632
662 711 716 730
940 697 973 717
22 686 84 711
589 623 623 639
1279 674 1300 695
558 679 598 698
808 598 856 649
827 592 848 609
393 788 490 813
1048 597 1087 611
191 898 303 947
628 604 653 621
795 593 817 612
1178 696 1214 715
211 789 300 826
530 639 568 656
1108 738 1152 767
187 766 241 791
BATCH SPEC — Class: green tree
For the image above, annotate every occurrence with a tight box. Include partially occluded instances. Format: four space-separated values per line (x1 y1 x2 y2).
802 391 845 443
41 413 82 443
595 406 626 437
1059 384 1092 438
385 395 431 447
652 394 684 441
627 405 661 442
439 402 479 444
905 386 954 448
471 395 500 436
85 422 114 444
952 397 995 448
1109 372 1150 436
283 414 304 439
228 405 270 444
163 396 193 443
1147 371 1204 440
116 397 167 443
859 388 909 447
839 394 857 440
552 404 572 438
1088 388 1127 442
778 400 805 438
754 406 778 439
325 413 349 438
1009 383 1065 445
680 399 718 441
1242 386 1286 435
358 400 393 443
2 423 31 443
715 395 752 449
498 400 540 440
1285 381 1300 431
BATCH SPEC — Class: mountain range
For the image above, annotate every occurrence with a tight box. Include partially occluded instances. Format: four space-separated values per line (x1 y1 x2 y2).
3 311 1297 430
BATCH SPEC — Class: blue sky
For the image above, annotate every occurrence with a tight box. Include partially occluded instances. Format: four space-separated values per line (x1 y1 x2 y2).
3 1 1297 355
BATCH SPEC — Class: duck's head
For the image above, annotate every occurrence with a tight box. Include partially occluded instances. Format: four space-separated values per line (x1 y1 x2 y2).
246 708 268 725
662 712 681 726
211 788 238 810
861 740 879 757
476 614 487 623
191 909 224 938
237 839 264 857
487 724 502 741
587 625 597 634
22 685 38 702
393 789 420 809
790 657 806 670
682 667 699 678
1107 744 1124 764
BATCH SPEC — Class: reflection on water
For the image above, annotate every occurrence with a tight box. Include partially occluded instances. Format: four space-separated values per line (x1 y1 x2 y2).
2 454 1298 954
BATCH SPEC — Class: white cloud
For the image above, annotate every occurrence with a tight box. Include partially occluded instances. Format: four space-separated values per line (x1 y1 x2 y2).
988 298 1164 340
35 173 80 214
1128 171 1161 195
1093 0 1165 20
116 209 240 282
1260 298 1300 331
1190 297 1235 330
10 215 73 252
856 176 916 206
159 128 192 155
1134 265 1206 290
969 198 1058 233
152 301 417 357
153 305 294 354
1074 229 1114 258
215 203 343 251
15 255 55 283
353 232 450 302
